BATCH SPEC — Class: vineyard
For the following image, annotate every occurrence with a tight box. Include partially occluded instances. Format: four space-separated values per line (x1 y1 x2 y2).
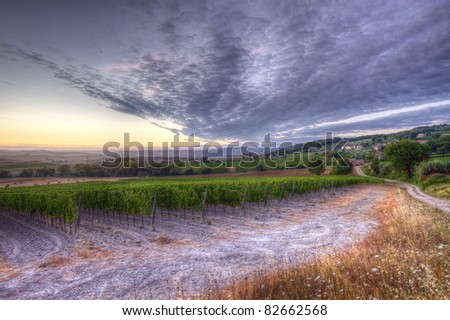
0 176 379 233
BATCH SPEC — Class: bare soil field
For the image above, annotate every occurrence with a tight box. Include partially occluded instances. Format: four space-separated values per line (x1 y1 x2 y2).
0 168 330 188
0 176 137 188
0 184 388 299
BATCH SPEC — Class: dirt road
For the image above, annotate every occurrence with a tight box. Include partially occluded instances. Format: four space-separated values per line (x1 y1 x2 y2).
0 184 388 299
354 166 450 213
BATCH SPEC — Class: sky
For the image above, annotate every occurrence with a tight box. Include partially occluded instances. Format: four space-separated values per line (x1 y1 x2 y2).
0 0 449 148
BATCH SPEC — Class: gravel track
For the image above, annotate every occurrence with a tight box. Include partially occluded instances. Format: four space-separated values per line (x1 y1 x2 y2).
0 184 388 299
354 166 450 213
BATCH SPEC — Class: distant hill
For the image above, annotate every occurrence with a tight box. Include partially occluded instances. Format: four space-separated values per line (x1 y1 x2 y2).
346 124 450 143
274 124 450 156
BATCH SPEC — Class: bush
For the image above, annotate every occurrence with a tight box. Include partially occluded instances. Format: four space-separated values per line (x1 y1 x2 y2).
380 162 392 176
371 158 380 174
200 167 212 174
422 174 450 188
417 160 450 177
331 160 353 175
306 155 325 176
212 166 227 174
285 162 306 169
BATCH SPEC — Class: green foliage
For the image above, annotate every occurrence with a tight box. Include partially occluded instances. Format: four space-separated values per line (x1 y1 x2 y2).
0 170 11 178
19 168 34 177
365 154 374 162
427 134 450 155
384 140 431 177
331 158 353 175
417 160 450 177
361 165 371 175
36 167 56 177
0 176 379 223
256 163 265 171
371 158 380 175
58 164 71 176
422 174 450 188
200 167 213 174
379 162 392 176
306 155 325 176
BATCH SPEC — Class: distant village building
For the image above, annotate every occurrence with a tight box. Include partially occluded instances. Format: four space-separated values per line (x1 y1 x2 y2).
417 133 427 138
373 144 382 152
342 145 364 150
417 140 427 144
350 159 366 166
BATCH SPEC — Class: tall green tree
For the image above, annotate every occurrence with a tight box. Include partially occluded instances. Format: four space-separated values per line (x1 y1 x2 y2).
306 154 325 176
384 140 430 177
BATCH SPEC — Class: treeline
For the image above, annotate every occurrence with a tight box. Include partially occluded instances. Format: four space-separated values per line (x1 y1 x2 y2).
1 159 227 179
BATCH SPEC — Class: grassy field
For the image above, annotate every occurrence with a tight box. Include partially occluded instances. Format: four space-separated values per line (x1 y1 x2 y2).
206 189 449 299
422 174 450 200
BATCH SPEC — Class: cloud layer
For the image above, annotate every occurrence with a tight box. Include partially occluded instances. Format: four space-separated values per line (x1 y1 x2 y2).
1 0 450 141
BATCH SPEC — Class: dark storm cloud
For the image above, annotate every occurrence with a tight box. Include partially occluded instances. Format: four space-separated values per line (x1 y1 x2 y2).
1 0 450 141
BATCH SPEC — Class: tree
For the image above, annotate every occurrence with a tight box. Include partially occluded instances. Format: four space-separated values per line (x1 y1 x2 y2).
47 168 56 176
58 164 71 176
331 158 353 175
384 140 431 178
200 167 212 174
306 154 325 176
0 170 11 178
19 168 34 177
371 158 380 175
365 153 374 163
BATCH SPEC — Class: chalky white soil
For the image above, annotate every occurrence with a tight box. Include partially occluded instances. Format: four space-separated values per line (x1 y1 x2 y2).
0 185 389 299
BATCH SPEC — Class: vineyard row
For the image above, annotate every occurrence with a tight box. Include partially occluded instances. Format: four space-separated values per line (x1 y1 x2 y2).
0 176 379 233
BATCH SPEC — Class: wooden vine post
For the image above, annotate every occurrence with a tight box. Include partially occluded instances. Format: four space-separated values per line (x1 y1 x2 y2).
278 182 285 204
290 181 296 199
201 187 208 224
240 186 248 215
264 184 269 211
76 196 82 235
151 192 158 231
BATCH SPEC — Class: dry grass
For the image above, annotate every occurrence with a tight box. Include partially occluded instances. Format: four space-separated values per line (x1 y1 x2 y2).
155 234 175 245
0 256 20 282
76 246 113 260
39 255 71 268
205 189 449 299
38 247 114 268
0 256 14 274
